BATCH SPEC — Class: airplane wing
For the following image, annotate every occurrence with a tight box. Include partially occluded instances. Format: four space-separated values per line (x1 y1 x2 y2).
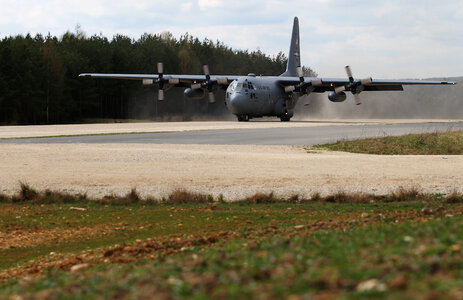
278 76 457 93
78 73 239 88
316 78 456 92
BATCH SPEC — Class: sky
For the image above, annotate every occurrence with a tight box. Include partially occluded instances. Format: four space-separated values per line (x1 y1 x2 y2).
0 0 462 79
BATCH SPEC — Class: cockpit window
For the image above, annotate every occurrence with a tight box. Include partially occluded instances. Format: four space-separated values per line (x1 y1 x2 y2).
231 81 256 91
229 81 238 90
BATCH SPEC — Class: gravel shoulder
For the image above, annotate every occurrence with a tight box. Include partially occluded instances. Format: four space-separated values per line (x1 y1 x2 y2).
1 143 461 200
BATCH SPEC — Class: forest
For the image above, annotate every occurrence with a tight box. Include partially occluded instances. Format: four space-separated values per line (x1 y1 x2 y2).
0 28 317 125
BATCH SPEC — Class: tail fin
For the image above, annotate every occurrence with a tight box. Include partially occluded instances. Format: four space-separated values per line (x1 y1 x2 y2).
280 17 301 77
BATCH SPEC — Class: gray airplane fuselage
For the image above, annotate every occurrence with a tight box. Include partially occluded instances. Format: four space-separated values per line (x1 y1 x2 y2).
225 75 300 121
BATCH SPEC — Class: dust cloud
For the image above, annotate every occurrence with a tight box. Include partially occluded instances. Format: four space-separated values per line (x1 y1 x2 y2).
127 77 461 121
127 86 233 121
295 77 462 120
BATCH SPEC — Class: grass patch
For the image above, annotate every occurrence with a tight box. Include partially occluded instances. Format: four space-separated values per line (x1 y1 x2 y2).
1 183 463 299
2 202 463 299
444 190 463 203
243 192 280 203
164 189 213 204
312 130 463 155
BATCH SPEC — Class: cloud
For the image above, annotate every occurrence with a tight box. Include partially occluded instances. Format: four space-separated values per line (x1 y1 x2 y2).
373 3 400 18
197 0 223 10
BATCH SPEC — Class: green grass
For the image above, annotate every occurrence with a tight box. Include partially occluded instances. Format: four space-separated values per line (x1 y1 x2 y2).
2 187 463 298
2 204 462 299
312 130 463 155
0 200 371 270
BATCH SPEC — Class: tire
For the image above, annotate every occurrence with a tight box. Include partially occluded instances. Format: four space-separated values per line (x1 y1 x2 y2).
237 114 249 122
280 115 291 122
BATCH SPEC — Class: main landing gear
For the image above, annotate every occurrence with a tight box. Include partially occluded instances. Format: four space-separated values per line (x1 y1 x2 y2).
280 111 291 122
237 114 250 122
280 115 291 122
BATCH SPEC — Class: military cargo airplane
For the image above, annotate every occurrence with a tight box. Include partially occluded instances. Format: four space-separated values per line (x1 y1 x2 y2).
79 17 456 122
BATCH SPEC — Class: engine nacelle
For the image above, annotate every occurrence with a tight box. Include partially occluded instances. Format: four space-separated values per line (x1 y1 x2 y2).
184 88 205 99
328 91 347 102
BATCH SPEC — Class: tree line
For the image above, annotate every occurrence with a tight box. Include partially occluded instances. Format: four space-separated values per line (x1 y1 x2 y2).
0 28 316 124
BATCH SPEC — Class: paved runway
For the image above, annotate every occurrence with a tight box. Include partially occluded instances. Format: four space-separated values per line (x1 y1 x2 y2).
2 121 463 145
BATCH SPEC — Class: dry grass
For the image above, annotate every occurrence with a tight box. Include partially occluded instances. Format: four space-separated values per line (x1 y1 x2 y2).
243 192 279 203
444 190 463 203
16 182 38 202
316 187 433 204
163 189 213 204
322 191 371 203
9 182 83 204
1 184 462 205
386 186 425 202
125 188 140 204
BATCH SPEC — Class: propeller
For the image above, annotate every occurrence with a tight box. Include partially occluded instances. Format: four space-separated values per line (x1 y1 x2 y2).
203 65 215 103
156 62 166 101
337 66 372 105
142 62 181 101
284 66 322 95
147 62 182 101
191 65 220 103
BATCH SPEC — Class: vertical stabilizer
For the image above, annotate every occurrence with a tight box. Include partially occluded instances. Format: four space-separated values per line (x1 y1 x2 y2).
280 17 301 77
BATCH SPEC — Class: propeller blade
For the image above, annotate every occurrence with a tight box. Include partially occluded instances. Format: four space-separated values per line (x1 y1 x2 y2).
191 83 202 90
335 86 346 93
208 92 215 103
361 77 372 85
311 79 323 86
158 89 164 101
142 79 154 85
345 65 354 83
296 66 303 79
285 86 296 93
303 96 311 106
203 65 210 76
157 62 164 75
169 78 180 85
217 77 228 85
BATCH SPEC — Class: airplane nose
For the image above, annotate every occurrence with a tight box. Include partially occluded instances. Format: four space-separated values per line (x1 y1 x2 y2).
228 93 246 114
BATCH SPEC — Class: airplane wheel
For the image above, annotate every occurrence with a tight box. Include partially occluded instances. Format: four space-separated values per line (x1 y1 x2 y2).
280 115 291 122
237 115 249 122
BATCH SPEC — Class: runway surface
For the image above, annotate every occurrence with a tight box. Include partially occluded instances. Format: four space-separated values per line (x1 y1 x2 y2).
2 121 463 145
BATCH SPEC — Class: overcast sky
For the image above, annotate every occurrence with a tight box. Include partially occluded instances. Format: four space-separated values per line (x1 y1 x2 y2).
1 0 462 78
